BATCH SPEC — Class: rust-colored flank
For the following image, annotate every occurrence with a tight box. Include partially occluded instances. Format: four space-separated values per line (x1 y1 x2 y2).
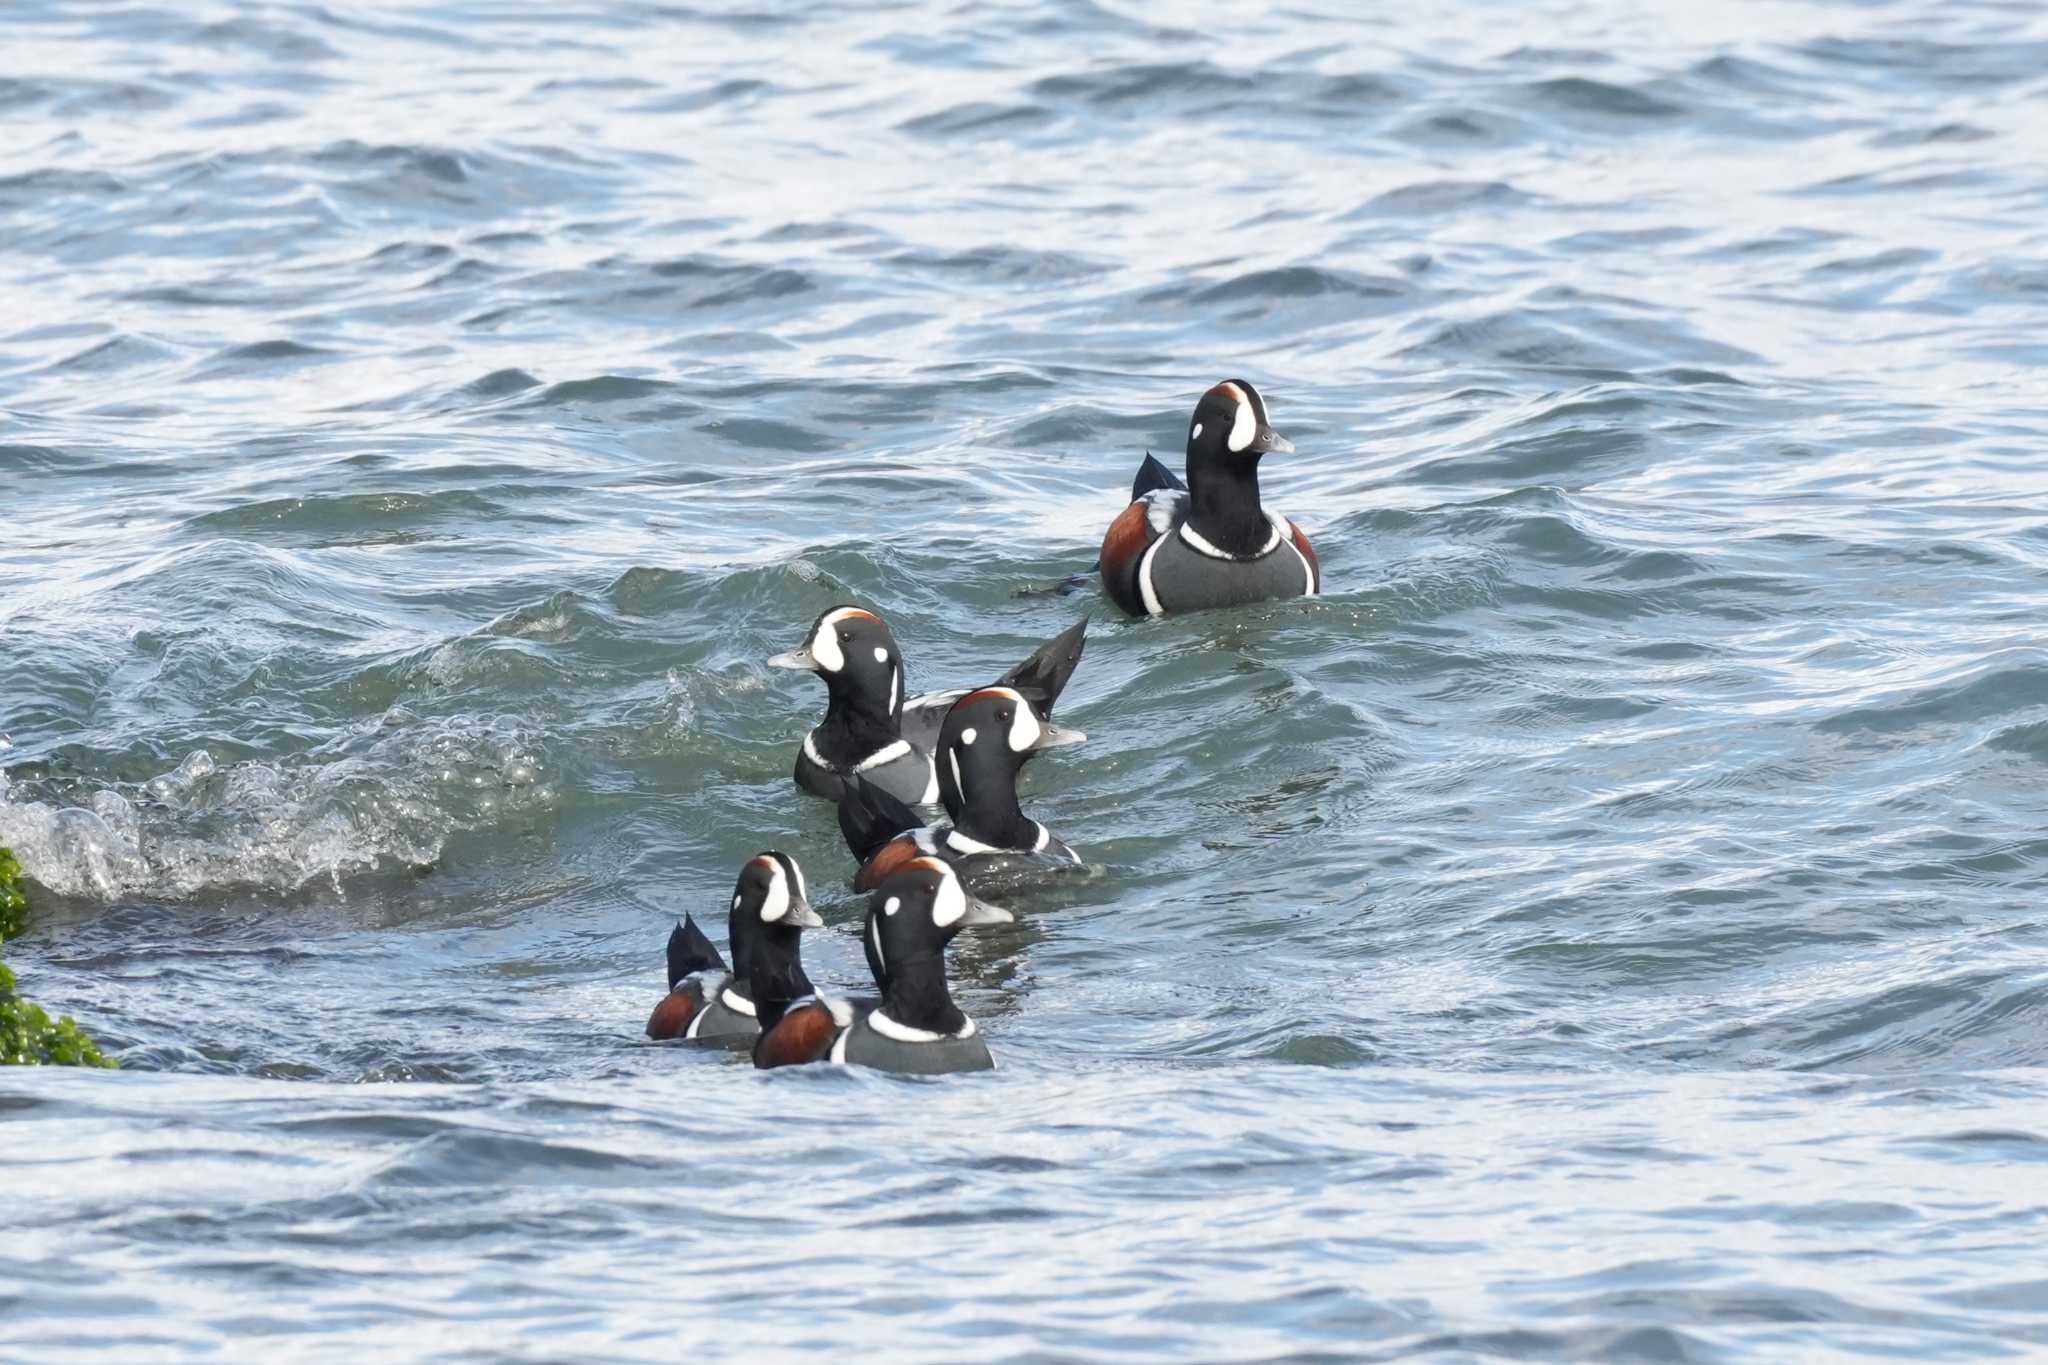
855 835 923 891
1289 520 1320 587
1099 500 1154 583
645 986 702 1040
755 1001 837 1068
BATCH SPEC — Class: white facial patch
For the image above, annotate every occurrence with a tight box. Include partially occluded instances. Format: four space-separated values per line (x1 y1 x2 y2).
884 895 901 915
872 646 888 664
757 859 790 922
930 867 968 928
1227 395 1255 452
1007 698 1040 753
810 621 845 673
960 727 977 746
809 607 871 674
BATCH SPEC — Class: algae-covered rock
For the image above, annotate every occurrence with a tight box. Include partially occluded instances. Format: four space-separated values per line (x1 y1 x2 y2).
0 847 117 1068
0 847 24 942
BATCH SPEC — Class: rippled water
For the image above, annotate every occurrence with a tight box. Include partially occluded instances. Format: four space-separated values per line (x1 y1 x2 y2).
5 0 2048 1358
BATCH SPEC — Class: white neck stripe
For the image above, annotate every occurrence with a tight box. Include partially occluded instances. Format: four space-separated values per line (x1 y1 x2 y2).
868 1010 945 1043
854 739 912 772
867 1010 976 1043
945 828 1005 855
1179 520 1282 560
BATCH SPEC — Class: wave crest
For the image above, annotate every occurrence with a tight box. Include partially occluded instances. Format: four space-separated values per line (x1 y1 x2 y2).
0 715 552 901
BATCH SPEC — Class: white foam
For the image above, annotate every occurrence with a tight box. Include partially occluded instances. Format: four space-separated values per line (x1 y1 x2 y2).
0 715 553 901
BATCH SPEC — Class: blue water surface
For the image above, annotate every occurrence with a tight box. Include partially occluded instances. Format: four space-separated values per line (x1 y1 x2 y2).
3 1 2047 1359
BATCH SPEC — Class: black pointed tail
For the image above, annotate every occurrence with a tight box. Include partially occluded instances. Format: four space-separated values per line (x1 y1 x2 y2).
1073 454 1187 577
837 774 924 862
666 913 728 990
997 617 1088 719
1133 451 1188 500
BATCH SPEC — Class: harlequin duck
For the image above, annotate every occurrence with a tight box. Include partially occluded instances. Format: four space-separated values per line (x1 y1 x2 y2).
739 868 833 1066
753 858 1011 1074
644 911 731 1041
837 685 1084 891
1099 379 1320 617
644 851 816 1045
769 608 1087 805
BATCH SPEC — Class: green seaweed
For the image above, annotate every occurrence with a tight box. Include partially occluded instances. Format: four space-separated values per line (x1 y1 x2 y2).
0 847 24 942
0 848 116 1068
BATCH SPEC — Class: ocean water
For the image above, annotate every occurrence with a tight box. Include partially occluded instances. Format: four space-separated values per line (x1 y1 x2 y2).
4 0 2048 1358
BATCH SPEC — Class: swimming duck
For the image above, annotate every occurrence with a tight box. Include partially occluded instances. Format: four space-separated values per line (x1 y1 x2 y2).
769 608 1086 804
1099 380 1319 616
753 858 1010 1074
837 685 1084 891
644 851 816 1045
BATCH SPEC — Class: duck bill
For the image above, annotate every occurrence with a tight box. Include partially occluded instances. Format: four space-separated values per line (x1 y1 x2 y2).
1031 722 1087 751
959 895 1014 927
767 648 816 672
1250 426 1294 455
786 900 824 929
